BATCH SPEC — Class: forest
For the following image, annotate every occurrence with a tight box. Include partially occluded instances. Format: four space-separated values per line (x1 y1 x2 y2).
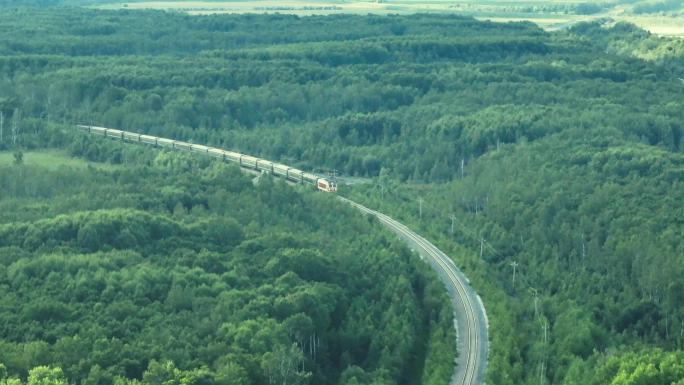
0 6 683 385
0 146 455 385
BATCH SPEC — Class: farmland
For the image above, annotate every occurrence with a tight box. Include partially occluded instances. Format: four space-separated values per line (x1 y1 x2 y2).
90 0 684 36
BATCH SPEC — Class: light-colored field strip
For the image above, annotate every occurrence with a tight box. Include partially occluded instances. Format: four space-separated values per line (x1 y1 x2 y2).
0 150 117 170
93 1 684 37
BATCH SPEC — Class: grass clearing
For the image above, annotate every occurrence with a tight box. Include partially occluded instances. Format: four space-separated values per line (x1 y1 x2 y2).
0 150 116 170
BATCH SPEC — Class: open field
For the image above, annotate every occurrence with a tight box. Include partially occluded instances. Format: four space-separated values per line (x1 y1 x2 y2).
622 15 684 37
0 150 116 170
92 0 684 36
96 1 386 14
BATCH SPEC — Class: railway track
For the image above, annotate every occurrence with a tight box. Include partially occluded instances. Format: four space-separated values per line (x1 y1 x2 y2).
338 197 488 385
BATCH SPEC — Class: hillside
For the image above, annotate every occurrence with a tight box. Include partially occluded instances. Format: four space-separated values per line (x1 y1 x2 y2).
0 8 682 385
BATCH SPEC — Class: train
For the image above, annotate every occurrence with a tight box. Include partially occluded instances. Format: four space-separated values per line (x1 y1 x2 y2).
76 125 338 193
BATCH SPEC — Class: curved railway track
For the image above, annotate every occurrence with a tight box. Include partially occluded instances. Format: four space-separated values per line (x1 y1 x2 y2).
78 125 489 385
338 197 488 385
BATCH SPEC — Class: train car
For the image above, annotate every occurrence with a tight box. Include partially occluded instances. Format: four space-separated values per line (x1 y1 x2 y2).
286 169 304 183
123 131 141 142
89 126 106 135
174 141 192 151
105 129 124 139
241 155 258 168
316 178 337 193
208 148 225 160
256 159 275 174
273 164 289 177
191 144 210 153
140 135 158 145
78 125 106 136
157 138 175 148
225 151 241 162
302 172 318 184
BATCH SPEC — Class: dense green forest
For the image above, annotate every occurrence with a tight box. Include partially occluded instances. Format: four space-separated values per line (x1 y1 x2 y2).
350 128 684 384
0 147 455 385
0 7 682 385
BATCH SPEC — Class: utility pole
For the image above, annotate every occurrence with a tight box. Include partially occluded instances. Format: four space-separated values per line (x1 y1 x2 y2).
665 311 669 340
418 198 423 219
11 108 19 146
480 238 484 258
460 158 465 179
510 261 519 288
46 95 51 128
450 214 456 235
540 319 548 385
380 183 385 200
530 288 539 318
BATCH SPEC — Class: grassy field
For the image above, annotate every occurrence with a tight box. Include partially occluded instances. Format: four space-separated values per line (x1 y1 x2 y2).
622 15 684 37
92 0 684 37
0 150 115 170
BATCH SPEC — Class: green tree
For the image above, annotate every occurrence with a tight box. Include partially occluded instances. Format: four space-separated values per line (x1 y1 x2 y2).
214 363 248 385
26 367 66 385
13 151 23 165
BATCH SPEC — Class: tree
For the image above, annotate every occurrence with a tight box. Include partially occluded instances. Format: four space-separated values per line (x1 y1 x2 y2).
575 349 684 385
82 365 111 385
76 221 102 251
13 151 23 165
26 367 66 385
260 344 311 385
214 363 249 385
142 361 178 385
11 108 20 146
165 282 194 312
